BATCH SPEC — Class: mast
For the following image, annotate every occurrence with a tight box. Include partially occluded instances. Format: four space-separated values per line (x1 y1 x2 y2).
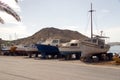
89 3 95 39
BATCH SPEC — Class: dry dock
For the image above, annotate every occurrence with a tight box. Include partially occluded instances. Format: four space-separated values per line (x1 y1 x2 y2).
0 56 120 80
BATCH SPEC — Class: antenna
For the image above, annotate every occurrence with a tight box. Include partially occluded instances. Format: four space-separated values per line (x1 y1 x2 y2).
100 31 103 36
9 35 12 41
14 33 18 40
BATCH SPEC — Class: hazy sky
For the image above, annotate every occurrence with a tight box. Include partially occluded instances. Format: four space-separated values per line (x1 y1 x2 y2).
0 0 120 42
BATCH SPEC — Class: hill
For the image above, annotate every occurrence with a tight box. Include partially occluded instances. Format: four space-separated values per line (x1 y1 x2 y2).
13 27 88 45
108 42 120 46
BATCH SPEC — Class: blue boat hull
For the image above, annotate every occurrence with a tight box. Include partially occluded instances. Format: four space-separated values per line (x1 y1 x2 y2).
36 44 60 58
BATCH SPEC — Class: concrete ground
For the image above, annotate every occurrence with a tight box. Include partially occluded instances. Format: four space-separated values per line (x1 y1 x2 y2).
0 56 120 80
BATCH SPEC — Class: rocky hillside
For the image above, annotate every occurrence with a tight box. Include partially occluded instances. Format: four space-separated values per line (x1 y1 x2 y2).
108 42 120 46
13 27 88 45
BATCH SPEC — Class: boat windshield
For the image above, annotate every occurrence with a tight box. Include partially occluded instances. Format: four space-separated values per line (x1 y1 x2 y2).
70 43 78 46
52 40 59 44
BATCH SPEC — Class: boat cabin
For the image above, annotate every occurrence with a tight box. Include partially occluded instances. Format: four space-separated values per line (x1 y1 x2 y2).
41 39 60 46
84 36 106 49
61 40 81 47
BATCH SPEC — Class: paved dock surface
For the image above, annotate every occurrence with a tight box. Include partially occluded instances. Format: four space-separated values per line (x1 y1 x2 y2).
0 56 120 80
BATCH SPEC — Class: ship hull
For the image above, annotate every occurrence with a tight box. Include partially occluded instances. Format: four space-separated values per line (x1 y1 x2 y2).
59 46 81 55
36 44 60 57
80 42 110 57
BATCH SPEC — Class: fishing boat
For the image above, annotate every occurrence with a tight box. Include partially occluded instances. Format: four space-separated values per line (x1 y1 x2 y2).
36 39 60 58
24 44 39 58
80 3 110 57
58 40 81 59
59 40 81 52
1 45 11 55
10 44 38 56
24 44 38 52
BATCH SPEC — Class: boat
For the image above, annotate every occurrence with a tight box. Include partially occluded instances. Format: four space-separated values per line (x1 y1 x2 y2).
36 39 60 58
80 3 110 57
9 44 37 56
58 39 82 59
23 44 39 58
24 44 38 52
1 45 11 55
59 40 81 52
37 3 110 60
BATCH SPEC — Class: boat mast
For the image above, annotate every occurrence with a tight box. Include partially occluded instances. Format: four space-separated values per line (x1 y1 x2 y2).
89 3 94 39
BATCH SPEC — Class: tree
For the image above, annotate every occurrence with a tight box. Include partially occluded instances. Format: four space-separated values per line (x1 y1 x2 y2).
0 0 21 24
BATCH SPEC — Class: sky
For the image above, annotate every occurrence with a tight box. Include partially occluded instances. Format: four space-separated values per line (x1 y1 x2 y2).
0 0 120 42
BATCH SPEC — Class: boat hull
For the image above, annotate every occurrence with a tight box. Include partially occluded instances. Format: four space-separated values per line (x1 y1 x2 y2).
81 42 110 57
59 46 81 55
36 44 60 56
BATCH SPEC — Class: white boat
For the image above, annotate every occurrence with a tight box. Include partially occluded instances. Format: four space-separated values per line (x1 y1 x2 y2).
59 40 81 53
58 40 81 59
1 45 11 55
81 36 110 57
80 3 110 57
15 44 26 52
14 44 38 53
40 38 60 46
24 44 38 52
1 45 11 51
